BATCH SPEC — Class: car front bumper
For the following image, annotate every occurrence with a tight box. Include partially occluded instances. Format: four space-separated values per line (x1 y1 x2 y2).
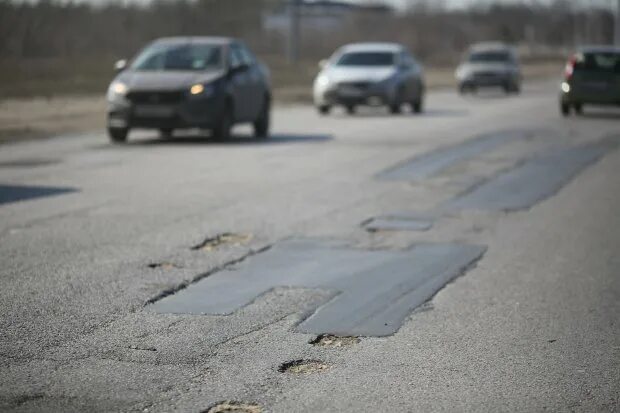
107 93 226 130
314 83 395 107
460 72 517 88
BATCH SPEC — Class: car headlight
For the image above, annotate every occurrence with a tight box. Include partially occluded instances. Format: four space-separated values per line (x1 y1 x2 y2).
316 74 330 88
189 83 215 97
455 66 467 80
107 81 128 101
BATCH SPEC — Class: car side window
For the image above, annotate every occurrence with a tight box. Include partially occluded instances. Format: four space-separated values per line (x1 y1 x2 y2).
401 53 416 69
238 45 256 66
229 45 244 69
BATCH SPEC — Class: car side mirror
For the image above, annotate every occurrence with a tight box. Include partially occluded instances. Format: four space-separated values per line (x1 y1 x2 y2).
229 63 250 76
114 59 127 73
318 59 328 69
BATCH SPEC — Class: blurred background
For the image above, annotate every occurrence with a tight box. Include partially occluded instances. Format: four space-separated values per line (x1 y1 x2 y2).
1 0 618 140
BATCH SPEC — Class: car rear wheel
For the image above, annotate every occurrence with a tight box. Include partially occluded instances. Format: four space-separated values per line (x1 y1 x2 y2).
108 127 128 143
574 103 583 115
317 105 331 116
345 105 356 115
159 128 173 138
253 96 271 139
411 96 424 114
213 101 233 140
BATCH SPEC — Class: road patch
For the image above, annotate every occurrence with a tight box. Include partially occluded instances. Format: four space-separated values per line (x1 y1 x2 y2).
0 183 77 205
377 129 533 181
149 239 486 336
363 215 433 232
442 138 618 212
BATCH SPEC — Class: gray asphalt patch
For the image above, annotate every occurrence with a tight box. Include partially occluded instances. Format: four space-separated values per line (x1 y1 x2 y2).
0 184 77 205
377 129 532 181
363 215 433 232
149 239 486 336
0 158 60 168
442 139 618 212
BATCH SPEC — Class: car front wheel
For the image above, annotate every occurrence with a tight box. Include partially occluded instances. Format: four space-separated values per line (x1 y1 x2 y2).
108 127 128 143
213 101 233 140
254 97 271 139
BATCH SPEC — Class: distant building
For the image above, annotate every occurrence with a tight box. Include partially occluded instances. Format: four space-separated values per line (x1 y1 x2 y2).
263 0 393 33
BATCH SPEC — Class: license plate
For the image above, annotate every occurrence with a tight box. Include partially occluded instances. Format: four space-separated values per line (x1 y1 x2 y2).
339 86 363 97
134 105 175 117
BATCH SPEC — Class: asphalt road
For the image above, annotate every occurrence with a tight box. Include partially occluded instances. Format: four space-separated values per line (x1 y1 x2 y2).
1 82 619 412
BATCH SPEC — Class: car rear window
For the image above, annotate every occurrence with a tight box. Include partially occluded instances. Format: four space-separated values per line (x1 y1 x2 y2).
336 52 395 67
578 52 620 73
468 51 512 63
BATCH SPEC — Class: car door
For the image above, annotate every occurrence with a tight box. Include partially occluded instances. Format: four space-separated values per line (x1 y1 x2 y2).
237 44 265 121
399 52 418 101
228 43 253 121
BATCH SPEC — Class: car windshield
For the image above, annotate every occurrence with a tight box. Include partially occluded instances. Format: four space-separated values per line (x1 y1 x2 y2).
131 43 223 71
579 52 620 73
336 52 395 67
468 51 511 63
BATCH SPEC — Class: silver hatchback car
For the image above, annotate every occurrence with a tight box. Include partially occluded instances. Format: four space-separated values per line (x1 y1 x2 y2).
313 43 425 115
456 43 521 94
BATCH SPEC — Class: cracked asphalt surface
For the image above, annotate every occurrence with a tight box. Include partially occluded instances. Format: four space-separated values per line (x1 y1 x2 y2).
1 82 619 412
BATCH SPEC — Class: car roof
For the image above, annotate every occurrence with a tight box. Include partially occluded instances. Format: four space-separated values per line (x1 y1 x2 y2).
340 42 404 53
579 45 620 54
152 37 236 46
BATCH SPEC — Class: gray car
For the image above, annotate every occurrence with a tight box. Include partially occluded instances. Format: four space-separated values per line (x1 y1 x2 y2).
313 43 425 115
456 43 521 94
106 37 271 143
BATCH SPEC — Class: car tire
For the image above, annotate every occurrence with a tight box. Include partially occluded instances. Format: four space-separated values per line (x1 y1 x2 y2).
317 105 331 115
390 87 405 114
159 128 173 138
345 105 356 115
108 127 128 143
213 100 233 140
560 102 571 117
253 96 271 139
574 103 583 115
411 96 423 114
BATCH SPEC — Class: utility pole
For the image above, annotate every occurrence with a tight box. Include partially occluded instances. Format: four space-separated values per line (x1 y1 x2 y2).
287 0 301 64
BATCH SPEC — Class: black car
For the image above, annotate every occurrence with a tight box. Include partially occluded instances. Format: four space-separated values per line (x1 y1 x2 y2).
106 37 271 142
560 46 620 116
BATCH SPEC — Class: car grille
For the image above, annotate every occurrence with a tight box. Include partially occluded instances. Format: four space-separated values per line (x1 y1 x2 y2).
126 90 186 104
338 81 372 90
474 71 501 78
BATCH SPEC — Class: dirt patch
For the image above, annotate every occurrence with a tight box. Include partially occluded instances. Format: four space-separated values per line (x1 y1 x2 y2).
278 359 330 374
205 401 262 413
192 233 253 252
309 334 360 348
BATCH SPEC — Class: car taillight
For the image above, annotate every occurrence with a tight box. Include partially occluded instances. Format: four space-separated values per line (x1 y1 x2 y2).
564 55 577 80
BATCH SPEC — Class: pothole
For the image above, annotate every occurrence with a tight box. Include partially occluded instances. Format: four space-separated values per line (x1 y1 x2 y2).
192 233 253 251
205 401 262 413
309 334 360 348
278 359 330 374
147 262 180 270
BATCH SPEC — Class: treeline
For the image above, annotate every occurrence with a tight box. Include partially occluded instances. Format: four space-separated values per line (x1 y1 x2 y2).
0 0 615 63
